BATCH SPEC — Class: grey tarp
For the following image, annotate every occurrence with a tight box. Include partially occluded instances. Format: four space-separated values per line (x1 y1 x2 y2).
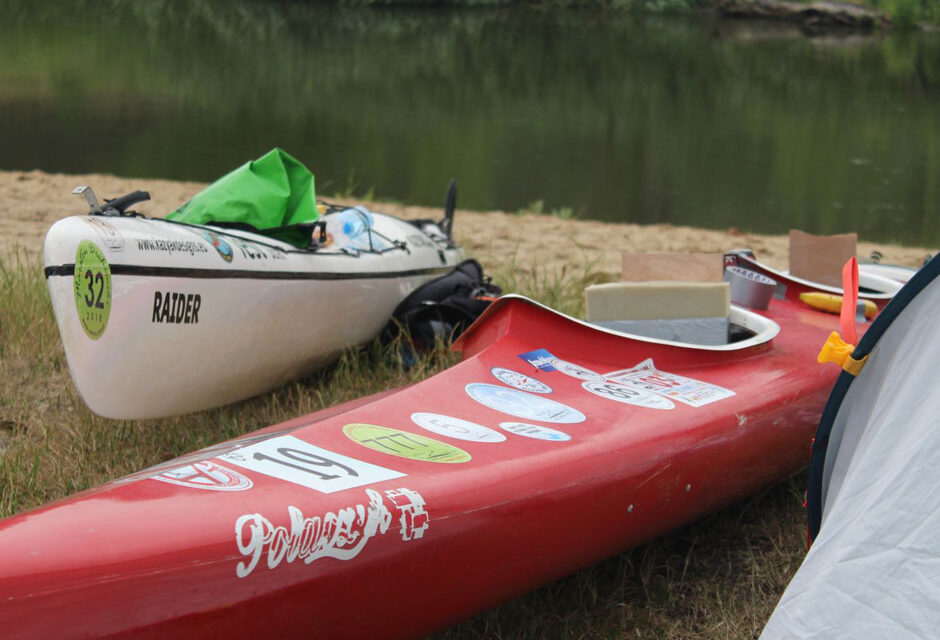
762 257 940 639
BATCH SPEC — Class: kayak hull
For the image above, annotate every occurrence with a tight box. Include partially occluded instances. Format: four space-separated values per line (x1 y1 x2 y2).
0 292 848 639
43 211 460 419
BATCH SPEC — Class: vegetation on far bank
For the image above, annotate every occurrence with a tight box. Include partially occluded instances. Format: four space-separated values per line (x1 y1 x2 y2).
295 0 939 28
870 0 940 28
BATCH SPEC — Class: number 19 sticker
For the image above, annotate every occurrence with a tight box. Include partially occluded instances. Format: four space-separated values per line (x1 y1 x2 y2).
73 240 112 339
219 434 405 493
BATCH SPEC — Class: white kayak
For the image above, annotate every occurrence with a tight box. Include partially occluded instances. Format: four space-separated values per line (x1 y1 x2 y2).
858 261 918 284
44 191 462 420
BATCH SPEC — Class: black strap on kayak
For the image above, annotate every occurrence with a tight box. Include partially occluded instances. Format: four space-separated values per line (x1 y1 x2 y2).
381 258 502 351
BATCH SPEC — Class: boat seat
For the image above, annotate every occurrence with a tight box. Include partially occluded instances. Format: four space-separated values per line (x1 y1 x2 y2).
585 281 731 345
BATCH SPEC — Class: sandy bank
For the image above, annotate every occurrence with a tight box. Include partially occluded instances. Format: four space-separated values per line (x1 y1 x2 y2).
1 170 931 276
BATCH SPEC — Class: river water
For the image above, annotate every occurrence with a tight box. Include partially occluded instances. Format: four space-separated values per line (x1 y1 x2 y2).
1 0 938 244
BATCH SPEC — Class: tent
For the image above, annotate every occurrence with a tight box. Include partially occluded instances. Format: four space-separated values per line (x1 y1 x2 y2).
762 255 940 638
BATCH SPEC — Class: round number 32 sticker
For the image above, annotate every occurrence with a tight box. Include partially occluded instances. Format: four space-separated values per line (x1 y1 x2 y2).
73 240 112 339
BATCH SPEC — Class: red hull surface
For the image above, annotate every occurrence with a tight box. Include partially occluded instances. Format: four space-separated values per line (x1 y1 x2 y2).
0 293 855 639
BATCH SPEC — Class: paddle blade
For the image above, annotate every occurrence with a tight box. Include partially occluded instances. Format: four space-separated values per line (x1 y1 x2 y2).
441 178 457 239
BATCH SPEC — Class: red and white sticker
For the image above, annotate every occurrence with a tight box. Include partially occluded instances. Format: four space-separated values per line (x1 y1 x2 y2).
552 359 605 381
150 460 253 492
384 487 431 541
491 367 553 394
604 358 735 407
582 380 675 410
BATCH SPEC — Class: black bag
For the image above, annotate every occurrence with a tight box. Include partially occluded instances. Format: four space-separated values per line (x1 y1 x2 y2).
382 259 502 350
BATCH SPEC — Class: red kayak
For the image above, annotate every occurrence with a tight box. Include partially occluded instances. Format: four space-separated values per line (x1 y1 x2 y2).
0 257 880 638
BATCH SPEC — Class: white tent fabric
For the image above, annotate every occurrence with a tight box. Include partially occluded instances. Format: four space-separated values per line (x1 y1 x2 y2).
762 267 940 639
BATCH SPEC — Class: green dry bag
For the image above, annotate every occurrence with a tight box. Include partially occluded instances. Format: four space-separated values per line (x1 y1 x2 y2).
167 148 318 248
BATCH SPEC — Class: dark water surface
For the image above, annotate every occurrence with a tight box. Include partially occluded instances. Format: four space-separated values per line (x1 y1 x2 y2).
2 0 938 245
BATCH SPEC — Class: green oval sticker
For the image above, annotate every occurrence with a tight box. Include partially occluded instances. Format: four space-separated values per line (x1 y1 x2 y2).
73 240 112 340
343 423 471 464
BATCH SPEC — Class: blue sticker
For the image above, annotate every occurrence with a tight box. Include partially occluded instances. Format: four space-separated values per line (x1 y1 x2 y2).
203 230 234 262
499 422 572 442
517 348 557 372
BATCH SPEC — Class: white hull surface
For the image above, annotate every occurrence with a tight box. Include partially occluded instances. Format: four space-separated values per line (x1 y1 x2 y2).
858 261 917 284
44 211 461 419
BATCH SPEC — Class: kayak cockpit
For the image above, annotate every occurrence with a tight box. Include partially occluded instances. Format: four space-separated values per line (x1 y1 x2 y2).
579 277 779 350
588 302 779 350
454 294 780 356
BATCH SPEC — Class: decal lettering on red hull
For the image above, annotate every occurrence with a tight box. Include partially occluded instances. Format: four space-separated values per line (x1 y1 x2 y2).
384 488 430 541
234 487 429 577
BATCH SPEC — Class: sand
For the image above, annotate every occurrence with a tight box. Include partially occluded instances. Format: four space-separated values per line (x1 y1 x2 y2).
1 169 932 276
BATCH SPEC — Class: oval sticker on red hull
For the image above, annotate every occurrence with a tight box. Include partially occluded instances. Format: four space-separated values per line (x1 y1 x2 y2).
490 367 553 394
344 424 471 463
465 383 586 424
410 412 506 443
552 359 605 381
150 461 253 491
499 422 572 442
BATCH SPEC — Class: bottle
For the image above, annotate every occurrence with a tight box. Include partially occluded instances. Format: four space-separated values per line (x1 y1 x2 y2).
332 206 375 250
341 206 374 238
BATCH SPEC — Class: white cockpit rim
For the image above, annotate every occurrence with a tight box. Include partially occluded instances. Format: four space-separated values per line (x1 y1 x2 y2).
493 294 780 352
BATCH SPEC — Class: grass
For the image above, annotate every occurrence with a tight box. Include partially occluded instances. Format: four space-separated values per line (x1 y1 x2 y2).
0 246 808 638
434 476 806 639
